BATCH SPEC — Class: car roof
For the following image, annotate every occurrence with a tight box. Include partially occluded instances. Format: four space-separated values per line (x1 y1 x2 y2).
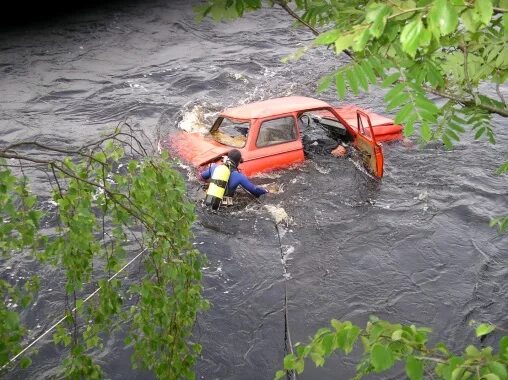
221 96 332 119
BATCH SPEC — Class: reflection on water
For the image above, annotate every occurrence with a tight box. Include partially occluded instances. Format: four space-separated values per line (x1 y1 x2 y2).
1 0 507 379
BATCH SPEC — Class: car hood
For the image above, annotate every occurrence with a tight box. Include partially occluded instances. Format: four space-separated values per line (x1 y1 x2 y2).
167 131 232 167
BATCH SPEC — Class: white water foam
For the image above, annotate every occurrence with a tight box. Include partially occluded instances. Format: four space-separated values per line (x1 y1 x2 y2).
177 104 210 133
264 204 290 225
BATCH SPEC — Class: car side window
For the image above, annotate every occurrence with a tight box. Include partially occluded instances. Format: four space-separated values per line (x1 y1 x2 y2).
256 116 297 147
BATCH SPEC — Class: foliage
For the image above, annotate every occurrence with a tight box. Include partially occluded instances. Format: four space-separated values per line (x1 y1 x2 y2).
0 166 41 367
274 317 508 380
0 126 207 379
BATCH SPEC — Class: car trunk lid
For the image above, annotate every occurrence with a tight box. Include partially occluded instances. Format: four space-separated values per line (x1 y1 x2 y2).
167 131 232 166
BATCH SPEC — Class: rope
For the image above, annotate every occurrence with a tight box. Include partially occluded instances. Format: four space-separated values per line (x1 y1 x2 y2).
274 222 296 380
1 247 148 371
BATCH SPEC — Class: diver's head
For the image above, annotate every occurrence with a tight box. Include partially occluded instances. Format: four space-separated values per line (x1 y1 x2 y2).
227 149 243 168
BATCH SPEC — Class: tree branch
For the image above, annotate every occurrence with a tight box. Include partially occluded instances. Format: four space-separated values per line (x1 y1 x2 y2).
274 0 354 59
425 86 508 117
0 151 158 236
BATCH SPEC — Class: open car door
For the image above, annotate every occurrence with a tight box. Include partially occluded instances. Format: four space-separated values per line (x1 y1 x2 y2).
354 110 384 177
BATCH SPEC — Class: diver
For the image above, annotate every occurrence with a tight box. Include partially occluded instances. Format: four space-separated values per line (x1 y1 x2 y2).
201 149 268 210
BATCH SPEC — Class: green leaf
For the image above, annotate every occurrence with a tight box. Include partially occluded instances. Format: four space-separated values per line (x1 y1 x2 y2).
395 103 414 123
331 319 342 331
475 126 486 139
446 128 460 142
476 323 495 337
353 28 371 52
361 60 378 84
481 375 501 380
310 352 325 367
461 9 481 32
452 367 466 380
400 19 424 57
497 161 508 174
334 34 354 55
336 72 346 99
406 356 423 380
275 370 285 380
371 344 394 372
442 134 452 149
295 359 304 374
344 326 361 354
421 122 432 141
448 122 465 133
345 69 359 95
465 345 481 357
500 336 508 357
434 342 449 356
284 354 297 370
488 362 508 380
475 0 493 25
367 4 391 38
355 65 369 91
318 74 333 93
385 83 405 103
20 356 32 369
405 111 417 129
381 72 401 88
315 29 341 45
391 330 403 341
387 92 408 110
428 0 459 36
415 96 439 115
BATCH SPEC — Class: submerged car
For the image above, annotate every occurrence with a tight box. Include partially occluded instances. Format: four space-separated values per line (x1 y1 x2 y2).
167 96 403 177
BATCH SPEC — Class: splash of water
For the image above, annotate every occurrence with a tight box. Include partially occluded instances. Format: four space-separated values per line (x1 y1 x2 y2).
177 105 210 133
264 204 291 226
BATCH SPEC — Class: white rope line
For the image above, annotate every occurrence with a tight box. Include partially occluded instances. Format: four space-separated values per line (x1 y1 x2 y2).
273 222 296 380
2 247 148 370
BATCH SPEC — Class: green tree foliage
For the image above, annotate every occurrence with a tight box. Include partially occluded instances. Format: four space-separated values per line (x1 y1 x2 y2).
0 126 207 379
195 0 508 230
275 317 508 380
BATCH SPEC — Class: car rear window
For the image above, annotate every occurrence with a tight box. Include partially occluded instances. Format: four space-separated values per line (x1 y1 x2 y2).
211 117 249 148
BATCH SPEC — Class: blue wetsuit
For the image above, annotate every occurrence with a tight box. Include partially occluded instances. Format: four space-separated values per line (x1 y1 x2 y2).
200 164 268 198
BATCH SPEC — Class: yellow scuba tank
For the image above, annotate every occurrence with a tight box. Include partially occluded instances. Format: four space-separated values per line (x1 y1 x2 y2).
204 163 231 210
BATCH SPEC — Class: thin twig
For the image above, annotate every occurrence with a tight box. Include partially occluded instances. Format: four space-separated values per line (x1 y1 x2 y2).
462 40 475 97
274 0 354 59
496 81 506 105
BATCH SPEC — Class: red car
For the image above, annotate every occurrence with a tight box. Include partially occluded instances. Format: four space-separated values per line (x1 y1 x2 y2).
167 96 403 177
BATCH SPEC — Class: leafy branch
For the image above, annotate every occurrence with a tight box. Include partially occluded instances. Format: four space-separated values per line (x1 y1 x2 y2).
0 123 207 378
275 317 508 380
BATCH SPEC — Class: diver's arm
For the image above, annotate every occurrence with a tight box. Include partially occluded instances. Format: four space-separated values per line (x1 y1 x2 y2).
200 164 215 180
237 174 268 197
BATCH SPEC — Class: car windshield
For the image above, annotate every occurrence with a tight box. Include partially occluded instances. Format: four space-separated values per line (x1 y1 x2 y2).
210 117 249 148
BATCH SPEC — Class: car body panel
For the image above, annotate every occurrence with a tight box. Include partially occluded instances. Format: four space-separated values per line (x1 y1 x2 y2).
333 105 403 142
168 131 231 166
221 96 330 119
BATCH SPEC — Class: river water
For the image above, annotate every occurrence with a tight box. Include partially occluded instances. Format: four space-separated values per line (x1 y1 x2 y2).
1 0 507 379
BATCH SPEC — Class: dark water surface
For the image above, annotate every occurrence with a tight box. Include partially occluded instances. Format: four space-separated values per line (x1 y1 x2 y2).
1 1 507 379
